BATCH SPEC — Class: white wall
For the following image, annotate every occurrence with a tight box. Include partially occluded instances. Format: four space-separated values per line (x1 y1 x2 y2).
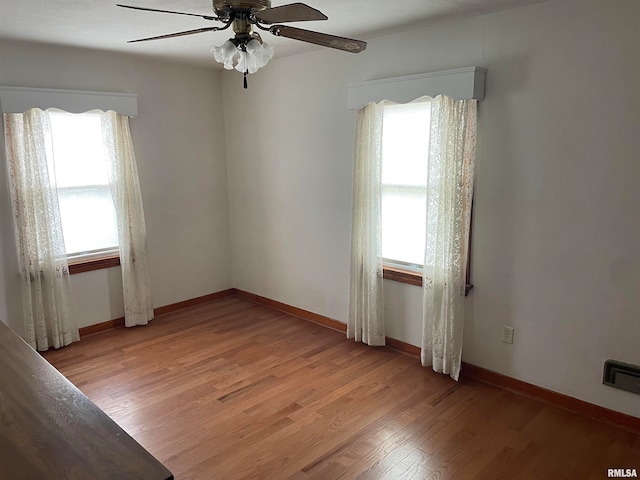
223 0 640 417
0 0 636 419
0 40 233 331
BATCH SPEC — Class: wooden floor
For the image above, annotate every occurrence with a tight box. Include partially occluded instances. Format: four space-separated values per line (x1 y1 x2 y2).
43 297 640 480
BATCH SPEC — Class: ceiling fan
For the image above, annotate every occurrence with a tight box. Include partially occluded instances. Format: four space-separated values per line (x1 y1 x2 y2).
117 1 367 88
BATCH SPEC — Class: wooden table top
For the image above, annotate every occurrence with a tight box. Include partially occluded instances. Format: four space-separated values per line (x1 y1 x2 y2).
0 321 173 480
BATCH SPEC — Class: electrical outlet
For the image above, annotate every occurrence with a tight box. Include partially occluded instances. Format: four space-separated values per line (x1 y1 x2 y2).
502 325 514 344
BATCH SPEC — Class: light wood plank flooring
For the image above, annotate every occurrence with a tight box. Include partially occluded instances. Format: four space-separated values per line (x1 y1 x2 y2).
43 297 640 479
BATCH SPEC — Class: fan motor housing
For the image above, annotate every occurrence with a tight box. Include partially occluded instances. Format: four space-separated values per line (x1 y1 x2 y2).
213 0 271 17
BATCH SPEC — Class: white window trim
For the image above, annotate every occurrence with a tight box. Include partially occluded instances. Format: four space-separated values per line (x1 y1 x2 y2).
67 247 120 263
347 66 486 110
382 258 423 272
0 86 138 116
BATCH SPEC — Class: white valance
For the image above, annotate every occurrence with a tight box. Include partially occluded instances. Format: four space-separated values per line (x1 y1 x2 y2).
0 86 138 117
347 66 486 110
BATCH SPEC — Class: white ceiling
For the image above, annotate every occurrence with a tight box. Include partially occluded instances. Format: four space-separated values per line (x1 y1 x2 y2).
0 0 550 68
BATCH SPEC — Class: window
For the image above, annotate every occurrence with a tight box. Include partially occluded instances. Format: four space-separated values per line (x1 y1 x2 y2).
381 101 431 270
349 72 479 369
3 90 152 336
379 100 473 292
48 111 119 261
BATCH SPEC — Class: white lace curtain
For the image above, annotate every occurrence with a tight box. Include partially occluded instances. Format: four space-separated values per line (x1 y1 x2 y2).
101 111 154 327
348 102 385 346
4 109 79 350
421 96 477 381
349 95 477 380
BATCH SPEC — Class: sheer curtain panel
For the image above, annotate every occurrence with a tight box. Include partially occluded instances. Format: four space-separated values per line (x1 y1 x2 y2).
101 111 153 327
421 96 477 380
3 109 79 350
348 102 385 346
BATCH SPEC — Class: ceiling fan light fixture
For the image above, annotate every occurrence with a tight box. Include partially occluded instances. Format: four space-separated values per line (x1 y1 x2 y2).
237 39 274 73
213 37 273 74
212 39 238 69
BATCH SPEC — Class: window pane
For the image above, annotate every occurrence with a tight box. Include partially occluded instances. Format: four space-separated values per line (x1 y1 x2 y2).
381 186 426 266
49 111 119 257
49 112 110 188
381 101 431 266
58 186 118 255
381 102 430 188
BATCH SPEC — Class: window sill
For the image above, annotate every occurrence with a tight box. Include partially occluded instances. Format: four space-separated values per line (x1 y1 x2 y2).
383 265 423 287
68 255 121 275
382 265 474 296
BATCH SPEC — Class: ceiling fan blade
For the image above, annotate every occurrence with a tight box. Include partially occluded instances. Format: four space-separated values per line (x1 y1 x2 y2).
254 3 327 23
117 4 218 21
128 27 220 43
270 25 366 53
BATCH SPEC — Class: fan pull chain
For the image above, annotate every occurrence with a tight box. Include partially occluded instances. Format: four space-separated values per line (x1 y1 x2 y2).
239 43 248 89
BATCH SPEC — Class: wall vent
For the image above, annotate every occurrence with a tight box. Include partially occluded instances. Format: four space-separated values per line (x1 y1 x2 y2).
603 360 640 395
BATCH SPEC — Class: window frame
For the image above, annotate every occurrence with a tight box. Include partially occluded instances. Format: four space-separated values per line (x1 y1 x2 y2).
47 110 121 271
68 254 121 275
49 110 120 262
382 202 474 295
382 255 474 295
379 100 431 268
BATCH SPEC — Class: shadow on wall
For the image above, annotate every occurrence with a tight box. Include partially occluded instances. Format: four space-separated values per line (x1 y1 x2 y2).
0 117 23 336
462 53 530 367
106 266 125 321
